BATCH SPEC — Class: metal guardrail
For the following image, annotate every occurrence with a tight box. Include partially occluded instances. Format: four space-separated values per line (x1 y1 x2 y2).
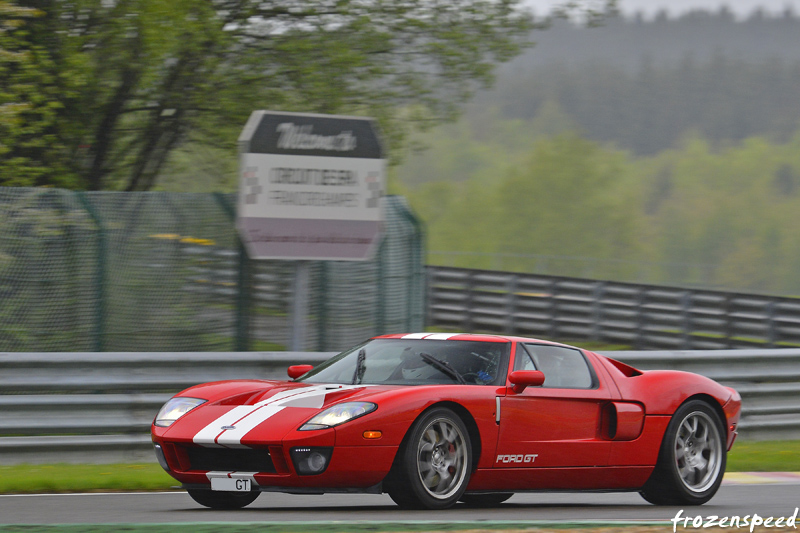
1 348 798 464
427 266 800 349
0 352 329 464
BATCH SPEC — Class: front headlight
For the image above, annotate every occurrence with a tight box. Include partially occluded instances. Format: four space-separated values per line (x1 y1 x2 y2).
299 402 377 431
154 397 206 427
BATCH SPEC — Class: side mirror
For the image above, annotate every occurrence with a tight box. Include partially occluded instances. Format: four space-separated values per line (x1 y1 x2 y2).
508 370 545 393
287 364 314 379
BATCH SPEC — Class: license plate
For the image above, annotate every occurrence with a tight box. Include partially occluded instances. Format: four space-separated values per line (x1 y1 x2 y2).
211 477 251 492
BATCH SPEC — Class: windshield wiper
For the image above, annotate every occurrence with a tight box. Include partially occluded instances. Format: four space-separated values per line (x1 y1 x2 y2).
352 348 366 384
419 352 466 384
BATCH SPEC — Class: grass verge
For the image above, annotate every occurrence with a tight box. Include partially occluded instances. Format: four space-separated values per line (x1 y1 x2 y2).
727 440 800 471
0 440 797 494
0 464 175 494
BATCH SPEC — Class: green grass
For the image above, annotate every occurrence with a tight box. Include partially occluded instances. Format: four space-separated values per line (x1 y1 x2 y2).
728 440 800 471
0 463 175 494
0 441 797 495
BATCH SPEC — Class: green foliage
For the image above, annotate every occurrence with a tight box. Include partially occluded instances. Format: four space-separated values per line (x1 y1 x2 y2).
0 2 73 187
391 10 800 296
636 132 800 293
1 0 536 191
404 123 800 295
408 133 640 278
493 134 636 260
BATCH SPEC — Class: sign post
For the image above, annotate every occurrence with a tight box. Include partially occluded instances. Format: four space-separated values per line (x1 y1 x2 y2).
236 111 386 350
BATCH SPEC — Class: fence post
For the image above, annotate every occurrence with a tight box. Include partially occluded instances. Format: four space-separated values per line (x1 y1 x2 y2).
235 243 252 351
723 294 733 349
767 300 777 347
76 192 106 352
464 270 475 332
548 278 558 339
376 237 386 335
591 281 606 342
212 193 250 351
634 287 645 350
317 262 328 351
680 291 692 350
505 273 518 336
391 196 427 331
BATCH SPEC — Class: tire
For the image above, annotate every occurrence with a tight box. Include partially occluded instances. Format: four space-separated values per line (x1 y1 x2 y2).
187 488 260 509
387 407 473 510
460 492 514 507
640 400 726 506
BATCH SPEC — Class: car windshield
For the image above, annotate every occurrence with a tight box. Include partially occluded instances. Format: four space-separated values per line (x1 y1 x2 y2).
298 338 511 386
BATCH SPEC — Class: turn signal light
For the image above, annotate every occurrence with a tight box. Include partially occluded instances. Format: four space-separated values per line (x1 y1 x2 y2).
363 430 382 440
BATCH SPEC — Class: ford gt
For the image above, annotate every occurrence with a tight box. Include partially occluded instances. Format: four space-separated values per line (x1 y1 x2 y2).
151 333 741 509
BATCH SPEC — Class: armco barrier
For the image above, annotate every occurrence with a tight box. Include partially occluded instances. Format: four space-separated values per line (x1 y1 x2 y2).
1 349 798 464
0 351 330 464
427 266 800 349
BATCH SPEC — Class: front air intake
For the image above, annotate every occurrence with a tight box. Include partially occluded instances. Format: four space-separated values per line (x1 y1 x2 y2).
185 446 276 473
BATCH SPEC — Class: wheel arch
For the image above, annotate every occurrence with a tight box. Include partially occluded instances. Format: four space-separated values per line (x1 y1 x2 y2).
433 401 482 472
388 401 482 473
682 393 727 433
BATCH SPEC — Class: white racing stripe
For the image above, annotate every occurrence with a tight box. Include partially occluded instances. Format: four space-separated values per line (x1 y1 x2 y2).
401 332 462 340
424 333 462 340
401 333 430 339
192 406 254 447
193 384 366 447
215 405 285 446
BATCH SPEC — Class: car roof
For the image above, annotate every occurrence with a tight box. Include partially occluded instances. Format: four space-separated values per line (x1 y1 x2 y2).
373 333 570 347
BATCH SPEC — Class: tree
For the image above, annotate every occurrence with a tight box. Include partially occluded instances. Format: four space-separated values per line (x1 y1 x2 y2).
2 0 537 191
1 2 72 187
492 134 638 272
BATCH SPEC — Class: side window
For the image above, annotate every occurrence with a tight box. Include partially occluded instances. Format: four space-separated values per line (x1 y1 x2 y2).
521 344 595 389
513 344 537 371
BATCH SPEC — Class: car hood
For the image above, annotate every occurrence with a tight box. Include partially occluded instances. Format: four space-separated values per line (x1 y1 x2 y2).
162 381 393 447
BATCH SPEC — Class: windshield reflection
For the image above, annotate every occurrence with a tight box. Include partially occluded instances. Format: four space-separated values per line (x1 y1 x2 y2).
298 339 510 386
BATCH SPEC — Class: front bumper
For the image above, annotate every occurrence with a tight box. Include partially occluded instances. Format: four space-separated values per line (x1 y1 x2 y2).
153 438 398 492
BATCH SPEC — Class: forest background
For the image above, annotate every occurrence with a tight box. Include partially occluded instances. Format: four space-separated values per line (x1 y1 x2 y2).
396 9 800 297
5 4 800 297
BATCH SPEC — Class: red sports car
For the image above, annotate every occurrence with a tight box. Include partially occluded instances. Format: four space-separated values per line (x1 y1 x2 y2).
151 333 741 510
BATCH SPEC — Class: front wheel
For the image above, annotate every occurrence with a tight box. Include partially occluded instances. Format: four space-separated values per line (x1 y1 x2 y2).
187 488 260 509
387 407 472 510
640 400 726 506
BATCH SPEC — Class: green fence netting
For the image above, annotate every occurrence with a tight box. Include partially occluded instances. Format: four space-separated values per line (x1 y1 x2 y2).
0 188 425 352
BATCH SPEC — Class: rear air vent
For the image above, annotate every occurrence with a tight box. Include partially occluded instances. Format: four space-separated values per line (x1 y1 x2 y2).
605 357 643 377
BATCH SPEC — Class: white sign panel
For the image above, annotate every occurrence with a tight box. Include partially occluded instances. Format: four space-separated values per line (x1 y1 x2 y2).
237 111 385 260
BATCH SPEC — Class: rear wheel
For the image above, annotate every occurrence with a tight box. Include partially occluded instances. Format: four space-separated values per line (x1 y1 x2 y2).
387 407 472 510
640 400 726 506
187 488 260 509
460 492 514 507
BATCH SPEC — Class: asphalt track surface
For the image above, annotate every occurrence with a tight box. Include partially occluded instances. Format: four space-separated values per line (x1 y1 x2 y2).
1 481 799 526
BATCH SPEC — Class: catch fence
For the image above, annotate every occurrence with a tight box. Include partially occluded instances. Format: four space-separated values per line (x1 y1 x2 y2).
0 188 425 352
